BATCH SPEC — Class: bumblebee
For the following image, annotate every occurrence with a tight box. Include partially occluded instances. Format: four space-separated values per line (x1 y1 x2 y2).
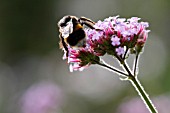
58 15 96 57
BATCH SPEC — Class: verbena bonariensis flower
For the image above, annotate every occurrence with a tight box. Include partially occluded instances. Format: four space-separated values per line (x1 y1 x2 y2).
58 15 158 113
60 15 149 72
68 46 100 72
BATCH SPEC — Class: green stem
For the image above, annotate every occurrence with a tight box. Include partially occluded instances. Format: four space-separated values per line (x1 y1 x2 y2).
116 56 133 77
133 54 139 76
129 76 158 113
96 60 129 77
123 47 129 59
96 58 158 113
122 61 133 76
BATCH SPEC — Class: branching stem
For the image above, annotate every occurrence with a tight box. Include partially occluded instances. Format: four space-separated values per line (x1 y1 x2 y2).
95 60 129 77
96 58 158 113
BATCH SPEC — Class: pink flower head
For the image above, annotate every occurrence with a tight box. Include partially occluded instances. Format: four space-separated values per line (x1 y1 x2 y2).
59 15 150 70
67 47 100 72
116 47 125 56
20 82 63 113
94 20 110 30
111 35 120 46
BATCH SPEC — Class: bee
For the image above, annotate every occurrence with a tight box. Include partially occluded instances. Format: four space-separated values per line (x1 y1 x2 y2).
58 15 96 57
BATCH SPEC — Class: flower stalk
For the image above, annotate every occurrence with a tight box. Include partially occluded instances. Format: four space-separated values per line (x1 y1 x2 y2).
96 60 129 77
97 59 158 113
129 76 158 113
133 53 139 76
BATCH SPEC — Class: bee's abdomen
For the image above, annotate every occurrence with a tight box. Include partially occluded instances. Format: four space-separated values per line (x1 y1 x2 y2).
67 29 86 46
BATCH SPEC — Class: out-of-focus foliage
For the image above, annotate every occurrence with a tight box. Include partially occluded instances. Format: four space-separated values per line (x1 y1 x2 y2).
0 0 170 113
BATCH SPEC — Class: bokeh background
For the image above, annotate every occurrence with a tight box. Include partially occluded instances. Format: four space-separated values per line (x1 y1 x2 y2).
0 0 170 113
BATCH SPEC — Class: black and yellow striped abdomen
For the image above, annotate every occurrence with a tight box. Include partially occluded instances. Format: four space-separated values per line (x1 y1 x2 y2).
66 28 85 46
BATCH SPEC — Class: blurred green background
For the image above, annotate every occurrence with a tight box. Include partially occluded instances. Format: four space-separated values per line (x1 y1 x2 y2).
0 0 170 113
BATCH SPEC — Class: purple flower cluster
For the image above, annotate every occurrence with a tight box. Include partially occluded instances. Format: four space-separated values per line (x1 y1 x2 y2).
67 47 100 72
62 16 150 71
20 82 63 113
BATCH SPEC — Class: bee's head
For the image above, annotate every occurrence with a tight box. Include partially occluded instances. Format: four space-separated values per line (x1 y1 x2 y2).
58 16 78 27
58 15 78 38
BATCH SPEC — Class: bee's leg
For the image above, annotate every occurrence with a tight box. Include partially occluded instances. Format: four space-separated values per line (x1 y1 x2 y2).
59 33 69 57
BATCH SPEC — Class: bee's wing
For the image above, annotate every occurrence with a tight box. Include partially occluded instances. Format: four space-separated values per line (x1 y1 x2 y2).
80 17 95 24
79 17 96 29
